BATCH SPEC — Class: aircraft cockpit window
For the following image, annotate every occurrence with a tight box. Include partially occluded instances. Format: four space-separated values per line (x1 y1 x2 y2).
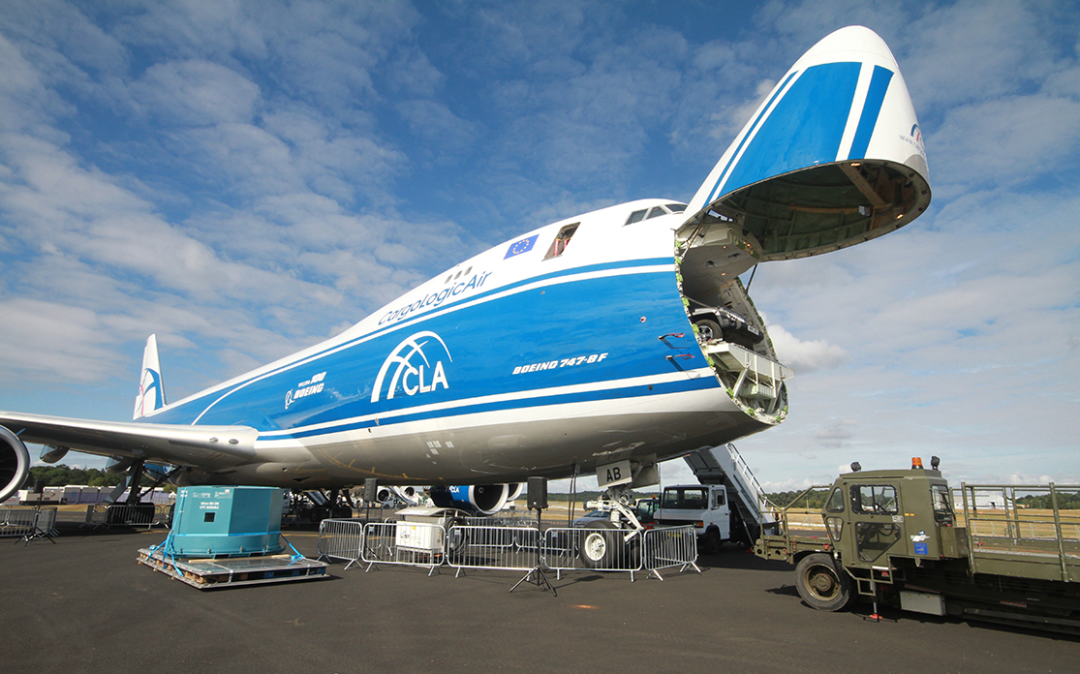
545 223 579 259
645 206 667 220
666 203 687 213
625 209 648 225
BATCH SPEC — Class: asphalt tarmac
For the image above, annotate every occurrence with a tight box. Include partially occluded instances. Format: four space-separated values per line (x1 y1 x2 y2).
2 524 1076 674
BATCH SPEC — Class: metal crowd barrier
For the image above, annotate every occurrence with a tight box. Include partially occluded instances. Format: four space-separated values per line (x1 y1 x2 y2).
360 521 446 575
83 503 165 529
317 518 366 569
314 518 701 585
464 511 533 527
641 526 700 579
543 526 645 581
1 507 58 538
445 524 541 576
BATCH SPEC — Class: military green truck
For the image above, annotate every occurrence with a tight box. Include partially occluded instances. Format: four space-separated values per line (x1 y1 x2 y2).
755 459 1080 634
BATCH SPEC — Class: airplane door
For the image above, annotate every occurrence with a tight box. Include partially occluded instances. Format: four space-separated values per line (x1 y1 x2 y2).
848 482 905 563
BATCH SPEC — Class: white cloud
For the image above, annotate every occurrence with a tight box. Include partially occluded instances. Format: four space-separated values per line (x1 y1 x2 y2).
0 134 329 304
767 324 847 373
132 60 261 126
931 94 1080 193
0 298 123 383
901 0 1055 110
705 78 776 144
813 419 858 449
395 100 478 150
0 0 128 87
0 33 75 135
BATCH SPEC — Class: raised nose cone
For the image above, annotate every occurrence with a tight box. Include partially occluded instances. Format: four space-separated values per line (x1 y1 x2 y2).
682 25 931 262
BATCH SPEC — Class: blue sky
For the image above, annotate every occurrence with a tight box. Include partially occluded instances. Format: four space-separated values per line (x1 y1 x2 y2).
1 0 1077 491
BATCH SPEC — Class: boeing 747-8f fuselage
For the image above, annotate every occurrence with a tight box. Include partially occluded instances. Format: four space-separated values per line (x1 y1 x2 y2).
0 27 931 512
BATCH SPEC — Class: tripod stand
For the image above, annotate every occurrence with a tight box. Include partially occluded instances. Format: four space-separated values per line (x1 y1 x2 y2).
510 505 555 596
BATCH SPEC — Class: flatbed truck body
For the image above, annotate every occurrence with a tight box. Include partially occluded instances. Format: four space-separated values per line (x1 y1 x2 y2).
755 461 1080 634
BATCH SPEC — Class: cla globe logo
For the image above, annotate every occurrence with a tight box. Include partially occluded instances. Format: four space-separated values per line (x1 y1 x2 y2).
910 123 923 145
371 331 452 403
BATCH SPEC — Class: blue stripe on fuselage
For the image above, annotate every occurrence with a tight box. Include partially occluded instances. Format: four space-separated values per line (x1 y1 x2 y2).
278 374 718 440
705 69 799 206
847 65 893 160
717 62 861 200
146 259 701 437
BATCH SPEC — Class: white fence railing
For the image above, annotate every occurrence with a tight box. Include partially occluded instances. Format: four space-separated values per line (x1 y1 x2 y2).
361 521 447 575
0 507 58 539
543 526 644 580
641 525 700 579
319 520 700 583
316 518 367 569
82 503 169 529
445 525 541 575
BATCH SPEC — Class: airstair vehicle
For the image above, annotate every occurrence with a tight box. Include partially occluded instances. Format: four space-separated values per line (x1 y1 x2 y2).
681 444 776 545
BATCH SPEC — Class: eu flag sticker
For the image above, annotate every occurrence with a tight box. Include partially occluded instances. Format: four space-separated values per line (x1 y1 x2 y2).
504 234 539 259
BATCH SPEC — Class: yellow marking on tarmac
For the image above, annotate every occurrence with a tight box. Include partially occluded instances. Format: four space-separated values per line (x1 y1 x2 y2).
571 605 599 610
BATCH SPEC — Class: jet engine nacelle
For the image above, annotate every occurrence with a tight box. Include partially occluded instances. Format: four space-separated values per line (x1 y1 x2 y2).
375 485 421 507
0 425 31 503
430 483 525 515
375 486 394 504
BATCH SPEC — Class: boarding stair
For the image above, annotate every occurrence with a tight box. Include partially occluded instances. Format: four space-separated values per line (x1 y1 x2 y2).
683 444 775 545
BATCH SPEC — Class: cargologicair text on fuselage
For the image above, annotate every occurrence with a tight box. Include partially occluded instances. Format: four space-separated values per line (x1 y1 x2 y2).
378 271 492 326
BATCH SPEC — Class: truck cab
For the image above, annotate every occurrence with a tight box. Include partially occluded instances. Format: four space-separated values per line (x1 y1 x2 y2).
654 484 731 553
823 467 961 566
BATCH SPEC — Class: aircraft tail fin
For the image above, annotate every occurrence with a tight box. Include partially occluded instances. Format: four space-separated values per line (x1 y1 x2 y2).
133 335 167 420
681 26 931 262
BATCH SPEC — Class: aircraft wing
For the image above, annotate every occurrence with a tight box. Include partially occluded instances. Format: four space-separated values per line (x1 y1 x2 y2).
0 410 259 469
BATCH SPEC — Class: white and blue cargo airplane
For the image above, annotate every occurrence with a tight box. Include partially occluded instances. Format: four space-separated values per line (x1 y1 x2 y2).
0 27 930 512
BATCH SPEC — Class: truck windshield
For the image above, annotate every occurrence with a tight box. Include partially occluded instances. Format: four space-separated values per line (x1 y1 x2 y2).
662 487 708 509
851 485 898 515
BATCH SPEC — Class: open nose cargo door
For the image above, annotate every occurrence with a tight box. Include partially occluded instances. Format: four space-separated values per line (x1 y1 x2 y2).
674 25 931 424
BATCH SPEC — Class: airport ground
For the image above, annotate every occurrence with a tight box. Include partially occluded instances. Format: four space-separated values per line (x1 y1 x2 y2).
2 522 1076 674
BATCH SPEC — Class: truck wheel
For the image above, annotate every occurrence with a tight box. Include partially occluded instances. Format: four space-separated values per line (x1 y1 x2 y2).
579 521 622 569
703 527 722 554
795 553 852 612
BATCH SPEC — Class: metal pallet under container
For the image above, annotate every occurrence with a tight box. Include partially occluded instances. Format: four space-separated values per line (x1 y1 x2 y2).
137 547 329 589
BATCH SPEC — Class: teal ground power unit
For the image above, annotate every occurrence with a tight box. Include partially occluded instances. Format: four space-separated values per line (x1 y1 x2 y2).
170 486 286 557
